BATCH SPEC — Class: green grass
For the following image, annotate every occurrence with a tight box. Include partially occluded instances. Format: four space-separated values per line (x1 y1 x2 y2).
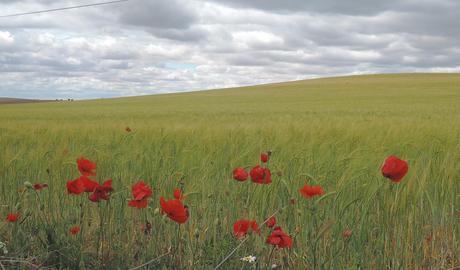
0 73 459 269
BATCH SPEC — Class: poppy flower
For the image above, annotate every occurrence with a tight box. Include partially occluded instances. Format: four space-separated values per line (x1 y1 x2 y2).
261 152 269 163
69 226 80 235
128 181 153 209
128 198 148 208
266 217 276 228
233 220 260 238
33 183 48 191
250 166 272 184
81 176 99 192
67 177 85 195
342 229 353 239
173 188 184 200
425 233 433 242
266 226 293 248
88 179 113 202
299 184 325 198
233 167 248 182
6 213 19 222
160 196 189 224
77 157 96 176
381 155 409 183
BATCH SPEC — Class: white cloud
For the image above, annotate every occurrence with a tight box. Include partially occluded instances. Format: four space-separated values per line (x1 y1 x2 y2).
232 31 284 50
0 31 14 44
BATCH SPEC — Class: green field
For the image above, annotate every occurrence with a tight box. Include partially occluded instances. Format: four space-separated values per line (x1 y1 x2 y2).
0 73 459 269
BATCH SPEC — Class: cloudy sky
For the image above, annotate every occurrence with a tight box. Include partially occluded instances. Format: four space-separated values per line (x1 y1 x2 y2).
0 0 459 99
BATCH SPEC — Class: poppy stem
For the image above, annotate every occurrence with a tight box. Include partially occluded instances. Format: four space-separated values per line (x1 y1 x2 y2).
267 246 276 267
33 190 50 226
96 203 105 267
78 195 85 268
176 224 182 268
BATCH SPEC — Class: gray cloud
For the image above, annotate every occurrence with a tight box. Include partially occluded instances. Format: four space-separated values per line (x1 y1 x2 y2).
118 0 196 29
0 0 459 99
207 0 402 15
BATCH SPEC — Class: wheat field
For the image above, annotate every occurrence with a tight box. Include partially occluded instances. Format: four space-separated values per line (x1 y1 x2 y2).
0 73 459 269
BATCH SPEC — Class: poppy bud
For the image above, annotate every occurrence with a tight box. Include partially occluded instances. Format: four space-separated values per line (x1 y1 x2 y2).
266 217 276 228
261 152 269 163
342 229 353 239
425 233 433 242
69 226 81 235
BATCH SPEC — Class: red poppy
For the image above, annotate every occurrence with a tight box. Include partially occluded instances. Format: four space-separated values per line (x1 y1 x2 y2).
33 183 48 191
128 181 153 209
77 157 96 176
128 198 148 208
160 196 189 224
250 166 272 184
261 152 269 163
69 226 80 235
342 229 353 239
266 226 293 248
67 177 85 195
266 216 276 228
132 181 153 200
425 233 433 242
299 184 325 198
6 213 19 222
81 176 99 192
381 155 409 183
233 219 260 238
233 167 248 182
88 179 113 202
125 127 132 132
173 188 184 200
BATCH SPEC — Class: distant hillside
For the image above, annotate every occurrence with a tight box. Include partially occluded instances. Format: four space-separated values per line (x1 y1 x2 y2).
0 98 53 105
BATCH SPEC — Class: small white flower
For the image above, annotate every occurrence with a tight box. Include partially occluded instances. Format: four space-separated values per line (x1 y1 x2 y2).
240 255 257 263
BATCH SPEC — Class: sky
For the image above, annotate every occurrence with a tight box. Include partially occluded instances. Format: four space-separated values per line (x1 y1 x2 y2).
0 0 459 99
